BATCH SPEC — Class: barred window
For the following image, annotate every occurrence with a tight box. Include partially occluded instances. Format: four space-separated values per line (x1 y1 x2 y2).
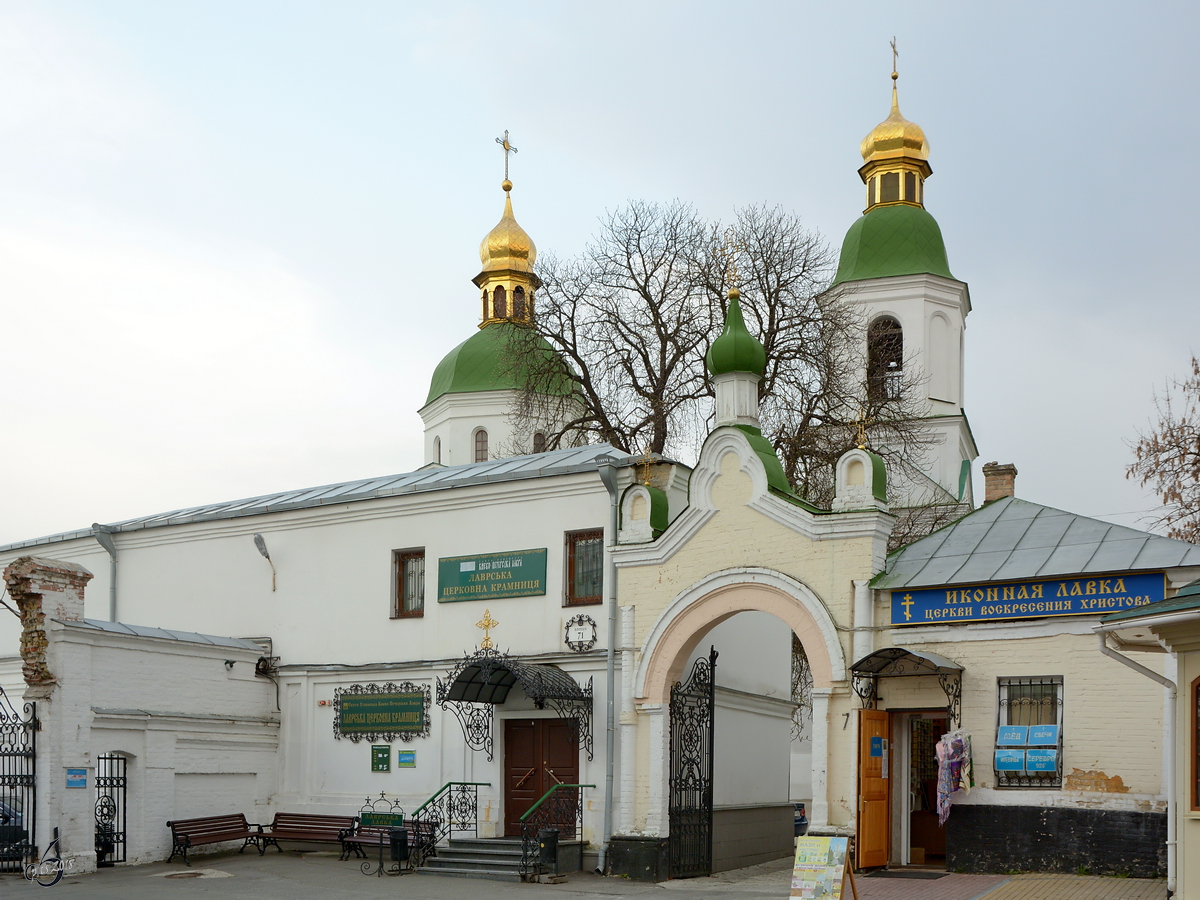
566 529 603 606
393 550 425 618
995 676 1063 789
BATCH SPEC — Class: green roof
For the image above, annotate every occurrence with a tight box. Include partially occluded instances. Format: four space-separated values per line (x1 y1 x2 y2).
707 293 766 377
832 204 954 286
1101 580 1200 624
425 322 573 406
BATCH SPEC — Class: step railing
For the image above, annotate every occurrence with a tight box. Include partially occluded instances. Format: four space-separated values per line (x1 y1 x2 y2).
518 783 594 880
408 782 491 868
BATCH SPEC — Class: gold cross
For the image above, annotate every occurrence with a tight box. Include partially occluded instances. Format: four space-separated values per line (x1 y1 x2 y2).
852 407 875 450
476 608 499 650
890 37 898 80
495 130 518 182
638 446 654 486
901 594 915 621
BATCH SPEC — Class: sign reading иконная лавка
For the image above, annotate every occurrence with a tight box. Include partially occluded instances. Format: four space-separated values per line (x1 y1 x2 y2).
339 692 425 735
438 548 547 602
891 571 1165 626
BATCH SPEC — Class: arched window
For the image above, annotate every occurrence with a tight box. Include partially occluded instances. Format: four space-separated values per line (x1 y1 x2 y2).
533 432 546 454
493 286 507 318
433 436 441 465
513 286 526 319
474 429 488 463
867 316 903 401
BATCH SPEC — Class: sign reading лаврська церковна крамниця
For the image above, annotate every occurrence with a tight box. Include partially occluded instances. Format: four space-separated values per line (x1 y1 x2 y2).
890 571 1165 626
437 548 548 602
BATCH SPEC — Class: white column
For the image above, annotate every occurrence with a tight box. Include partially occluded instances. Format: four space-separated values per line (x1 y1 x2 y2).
852 580 873 664
809 688 832 828
642 704 670 836
618 606 637 835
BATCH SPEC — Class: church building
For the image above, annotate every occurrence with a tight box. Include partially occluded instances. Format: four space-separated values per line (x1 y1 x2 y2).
0 71 1191 889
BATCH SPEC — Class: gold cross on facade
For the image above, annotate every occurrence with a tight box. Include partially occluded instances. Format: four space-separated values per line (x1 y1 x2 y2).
901 594 915 621
476 608 499 650
495 130 518 182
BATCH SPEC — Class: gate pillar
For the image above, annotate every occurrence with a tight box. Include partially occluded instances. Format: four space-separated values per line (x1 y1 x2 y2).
641 704 669 837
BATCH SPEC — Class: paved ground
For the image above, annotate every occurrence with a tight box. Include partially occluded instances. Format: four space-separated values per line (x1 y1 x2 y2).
0 851 1169 899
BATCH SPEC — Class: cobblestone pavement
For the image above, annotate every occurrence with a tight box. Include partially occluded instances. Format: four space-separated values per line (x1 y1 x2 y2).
0 851 1169 899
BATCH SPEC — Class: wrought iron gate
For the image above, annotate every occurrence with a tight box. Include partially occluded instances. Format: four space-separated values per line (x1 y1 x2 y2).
0 685 36 874
95 754 127 866
668 647 717 879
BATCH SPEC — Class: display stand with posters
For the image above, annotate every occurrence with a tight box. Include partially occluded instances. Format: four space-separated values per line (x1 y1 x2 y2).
790 836 858 900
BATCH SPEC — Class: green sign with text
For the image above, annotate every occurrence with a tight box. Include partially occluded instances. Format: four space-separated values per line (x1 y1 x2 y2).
340 693 425 735
438 549 547 602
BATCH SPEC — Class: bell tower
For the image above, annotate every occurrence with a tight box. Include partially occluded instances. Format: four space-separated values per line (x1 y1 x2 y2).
830 63 976 510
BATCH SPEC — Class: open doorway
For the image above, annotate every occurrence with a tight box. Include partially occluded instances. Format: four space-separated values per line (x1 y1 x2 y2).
891 711 948 868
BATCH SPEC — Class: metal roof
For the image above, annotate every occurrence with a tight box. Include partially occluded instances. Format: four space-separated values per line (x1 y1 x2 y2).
849 647 962 677
1 444 635 554
56 617 265 651
1101 578 1200 623
872 496 1200 591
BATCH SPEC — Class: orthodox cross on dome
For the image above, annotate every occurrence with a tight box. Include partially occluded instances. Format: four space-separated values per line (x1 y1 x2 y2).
890 36 898 81
719 228 744 292
495 129 518 184
852 407 875 450
476 608 499 650
637 446 654 486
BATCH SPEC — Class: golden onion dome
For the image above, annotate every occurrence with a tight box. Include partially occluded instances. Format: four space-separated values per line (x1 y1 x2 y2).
478 181 536 275
860 79 929 164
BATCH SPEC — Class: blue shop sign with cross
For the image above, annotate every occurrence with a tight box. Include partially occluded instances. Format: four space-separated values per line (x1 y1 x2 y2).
891 572 1164 626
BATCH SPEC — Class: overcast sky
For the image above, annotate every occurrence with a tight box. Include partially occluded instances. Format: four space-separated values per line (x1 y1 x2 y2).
0 1 1195 546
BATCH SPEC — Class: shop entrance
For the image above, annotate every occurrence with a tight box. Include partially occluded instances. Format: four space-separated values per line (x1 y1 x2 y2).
502 718 578 836
893 711 948 867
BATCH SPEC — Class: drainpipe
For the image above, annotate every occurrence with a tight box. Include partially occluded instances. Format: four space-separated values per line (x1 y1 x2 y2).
92 523 118 622
1094 630 1176 897
596 462 620 875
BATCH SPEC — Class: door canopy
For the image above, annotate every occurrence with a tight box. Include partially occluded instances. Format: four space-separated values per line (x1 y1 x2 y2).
849 647 963 727
436 648 593 761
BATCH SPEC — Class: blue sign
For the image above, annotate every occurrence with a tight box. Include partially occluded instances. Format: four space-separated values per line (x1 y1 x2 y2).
996 726 1028 746
66 768 87 788
1029 725 1059 745
994 750 1025 771
891 572 1164 626
869 736 883 758
397 750 415 768
1026 750 1058 772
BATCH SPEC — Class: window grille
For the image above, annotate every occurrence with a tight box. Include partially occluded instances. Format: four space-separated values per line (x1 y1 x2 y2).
393 550 425 618
996 676 1063 788
566 530 604 606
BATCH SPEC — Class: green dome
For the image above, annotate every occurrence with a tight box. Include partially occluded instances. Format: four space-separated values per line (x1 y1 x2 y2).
706 292 766 377
425 322 573 406
832 204 954 286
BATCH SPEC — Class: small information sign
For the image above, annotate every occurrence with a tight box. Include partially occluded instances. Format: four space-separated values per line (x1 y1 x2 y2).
994 749 1025 771
397 750 416 768
438 549 548 603
371 745 391 772
1026 749 1058 772
360 812 404 828
996 726 1028 746
790 835 852 899
1029 725 1059 745
66 768 87 789
869 736 883 757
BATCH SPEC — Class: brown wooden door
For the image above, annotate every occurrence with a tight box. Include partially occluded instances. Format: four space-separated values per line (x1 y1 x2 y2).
503 718 579 836
857 709 890 869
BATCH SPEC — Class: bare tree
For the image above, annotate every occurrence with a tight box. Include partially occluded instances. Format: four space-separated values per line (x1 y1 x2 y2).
504 200 940 511
1127 357 1200 542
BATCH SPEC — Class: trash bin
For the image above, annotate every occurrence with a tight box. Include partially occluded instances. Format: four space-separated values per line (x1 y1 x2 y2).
537 828 559 871
388 827 409 862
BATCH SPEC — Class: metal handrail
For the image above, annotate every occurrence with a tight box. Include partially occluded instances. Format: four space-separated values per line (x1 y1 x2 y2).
519 783 595 880
408 781 491 869
518 783 596 822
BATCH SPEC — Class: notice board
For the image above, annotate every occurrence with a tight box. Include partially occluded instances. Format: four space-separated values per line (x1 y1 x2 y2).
790 835 857 900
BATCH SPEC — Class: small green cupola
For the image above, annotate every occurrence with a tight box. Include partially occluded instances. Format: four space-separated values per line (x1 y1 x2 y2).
706 289 766 378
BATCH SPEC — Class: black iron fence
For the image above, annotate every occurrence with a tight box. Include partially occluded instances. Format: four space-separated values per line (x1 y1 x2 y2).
0 686 36 874
518 782 593 880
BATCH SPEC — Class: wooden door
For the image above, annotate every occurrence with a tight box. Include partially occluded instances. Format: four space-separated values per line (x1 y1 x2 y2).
503 719 579 836
857 709 890 869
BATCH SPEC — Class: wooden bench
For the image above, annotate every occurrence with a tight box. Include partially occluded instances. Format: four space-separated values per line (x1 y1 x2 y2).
340 817 441 861
166 814 262 866
259 812 357 855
